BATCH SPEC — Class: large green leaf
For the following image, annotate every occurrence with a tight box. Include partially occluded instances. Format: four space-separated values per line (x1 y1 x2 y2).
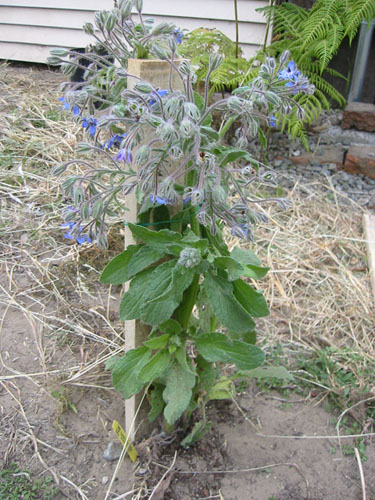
119 268 155 321
110 347 151 399
232 279 270 317
213 256 244 281
203 271 257 333
219 147 255 166
128 245 166 279
148 384 165 422
120 260 194 325
196 333 264 370
138 350 171 383
128 223 183 254
147 266 195 304
163 362 196 425
100 245 141 284
100 244 166 284
230 247 269 280
144 334 170 350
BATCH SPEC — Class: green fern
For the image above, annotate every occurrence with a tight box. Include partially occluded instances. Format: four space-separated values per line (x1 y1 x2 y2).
179 0 375 149
345 0 375 41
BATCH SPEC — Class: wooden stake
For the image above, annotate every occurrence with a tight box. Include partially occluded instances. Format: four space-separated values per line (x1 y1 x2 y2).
124 59 184 441
363 213 375 303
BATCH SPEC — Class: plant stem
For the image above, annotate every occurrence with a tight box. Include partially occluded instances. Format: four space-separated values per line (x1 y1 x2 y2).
234 0 239 59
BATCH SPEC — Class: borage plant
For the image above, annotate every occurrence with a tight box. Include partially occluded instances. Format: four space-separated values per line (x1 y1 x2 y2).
51 0 314 445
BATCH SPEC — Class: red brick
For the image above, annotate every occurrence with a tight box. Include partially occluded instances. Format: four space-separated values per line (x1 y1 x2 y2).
342 102 375 132
344 145 375 178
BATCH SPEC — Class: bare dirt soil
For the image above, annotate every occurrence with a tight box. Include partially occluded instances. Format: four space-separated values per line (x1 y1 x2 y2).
1 63 374 500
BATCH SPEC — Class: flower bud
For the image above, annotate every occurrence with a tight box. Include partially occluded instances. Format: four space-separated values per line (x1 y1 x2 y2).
47 56 62 66
227 96 243 112
73 186 84 205
152 22 173 36
170 146 182 159
279 50 290 66
178 247 201 268
50 48 68 57
266 57 276 70
80 202 90 220
168 36 178 53
94 11 104 30
212 185 226 204
51 163 68 176
119 0 133 18
183 102 200 122
83 22 95 35
135 145 150 165
92 199 104 218
97 232 108 249
134 81 154 94
152 45 168 60
105 11 118 32
135 0 143 12
179 117 196 138
62 177 76 194
157 121 177 142
164 96 182 118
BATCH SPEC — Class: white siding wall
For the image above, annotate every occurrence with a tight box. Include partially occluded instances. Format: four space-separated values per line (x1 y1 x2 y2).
0 0 269 64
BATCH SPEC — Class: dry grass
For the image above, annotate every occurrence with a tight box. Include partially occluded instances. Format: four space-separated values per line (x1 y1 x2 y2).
1 62 375 498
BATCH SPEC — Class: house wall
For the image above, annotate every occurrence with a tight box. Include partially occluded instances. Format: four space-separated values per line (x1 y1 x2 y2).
0 0 269 64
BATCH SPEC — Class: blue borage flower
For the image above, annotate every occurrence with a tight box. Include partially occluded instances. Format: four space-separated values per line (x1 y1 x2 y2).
82 117 98 137
278 61 300 82
173 28 183 44
149 89 168 107
61 221 92 244
269 115 277 128
231 223 250 240
150 194 172 205
102 133 127 150
114 147 132 163
59 96 80 116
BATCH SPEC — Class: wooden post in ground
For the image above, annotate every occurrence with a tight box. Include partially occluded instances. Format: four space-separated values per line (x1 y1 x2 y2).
124 59 184 441
363 213 375 303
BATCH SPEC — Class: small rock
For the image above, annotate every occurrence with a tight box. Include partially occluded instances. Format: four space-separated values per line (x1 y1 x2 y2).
274 159 283 167
292 150 301 157
103 441 123 462
102 476 109 485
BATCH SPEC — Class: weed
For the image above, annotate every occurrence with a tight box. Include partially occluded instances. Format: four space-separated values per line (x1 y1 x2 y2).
0 463 57 500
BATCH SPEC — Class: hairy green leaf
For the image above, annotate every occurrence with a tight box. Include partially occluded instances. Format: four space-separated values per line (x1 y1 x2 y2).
100 244 141 284
196 333 265 370
144 334 170 350
110 347 151 399
232 279 270 318
203 271 256 333
213 256 244 281
163 362 196 425
148 384 165 422
138 350 171 383
181 420 212 447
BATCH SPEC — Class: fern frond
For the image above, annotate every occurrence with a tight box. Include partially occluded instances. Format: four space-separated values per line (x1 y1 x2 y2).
307 72 346 106
267 3 308 38
345 0 375 42
309 0 342 19
312 88 331 110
